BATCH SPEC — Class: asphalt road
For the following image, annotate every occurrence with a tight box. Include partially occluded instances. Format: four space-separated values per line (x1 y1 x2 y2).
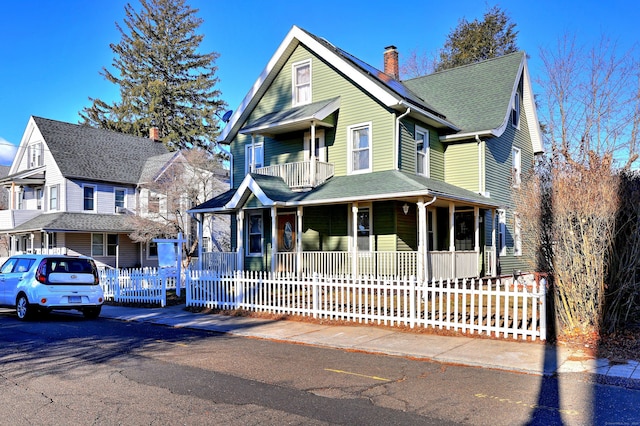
0 308 638 425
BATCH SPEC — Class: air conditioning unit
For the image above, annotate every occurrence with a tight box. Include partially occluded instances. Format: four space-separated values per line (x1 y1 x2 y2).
116 207 127 214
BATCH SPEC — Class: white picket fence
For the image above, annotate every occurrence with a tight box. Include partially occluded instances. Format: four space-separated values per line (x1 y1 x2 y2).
100 268 180 307
185 271 547 341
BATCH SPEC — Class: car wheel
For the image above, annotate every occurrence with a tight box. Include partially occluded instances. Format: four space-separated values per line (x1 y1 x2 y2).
16 294 33 321
83 306 101 319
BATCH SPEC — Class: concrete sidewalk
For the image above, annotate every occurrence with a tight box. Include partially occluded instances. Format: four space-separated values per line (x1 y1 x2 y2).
100 304 640 383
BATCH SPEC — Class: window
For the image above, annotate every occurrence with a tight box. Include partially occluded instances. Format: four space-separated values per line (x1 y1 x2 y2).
245 142 264 174
148 193 160 214
36 188 43 210
292 60 311 105
16 188 24 210
92 233 118 257
107 234 118 256
512 92 520 128
356 207 371 251
304 130 326 162
247 212 263 256
115 188 125 212
427 209 436 251
83 185 96 211
91 234 104 256
514 212 522 256
49 185 59 211
147 241 158 259
349 123 371 174
28 142 43 168
512 147 521 188
416 126 430 176
498 209 506 257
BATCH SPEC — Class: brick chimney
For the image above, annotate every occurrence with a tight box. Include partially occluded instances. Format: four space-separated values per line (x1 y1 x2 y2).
384 45 399 80
149 127 160 141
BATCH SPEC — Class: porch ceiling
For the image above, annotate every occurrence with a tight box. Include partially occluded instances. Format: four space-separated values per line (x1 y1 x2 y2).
239 97 339 136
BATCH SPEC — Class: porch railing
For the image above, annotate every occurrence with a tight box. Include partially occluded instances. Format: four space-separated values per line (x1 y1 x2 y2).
255 160 334 189
278 250 479 280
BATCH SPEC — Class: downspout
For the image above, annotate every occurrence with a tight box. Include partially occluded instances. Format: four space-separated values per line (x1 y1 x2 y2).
475 134 483 195
395 108 411 170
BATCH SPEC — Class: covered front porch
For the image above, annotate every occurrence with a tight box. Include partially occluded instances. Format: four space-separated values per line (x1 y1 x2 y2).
192 171 500 280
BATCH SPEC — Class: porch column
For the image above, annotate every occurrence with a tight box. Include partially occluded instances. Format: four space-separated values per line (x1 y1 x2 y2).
271 206 277 273
474 206 480 278
491 209 497 277
197 213 204 270
449 202 456 279
310 122 317 187
296 206 303 276
29 233 34 254
236 210 244 271
351 202 358 276
417 198 426 282
44 232 49 255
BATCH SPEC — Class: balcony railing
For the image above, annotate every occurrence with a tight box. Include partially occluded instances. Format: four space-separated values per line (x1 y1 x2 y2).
255 160 334 190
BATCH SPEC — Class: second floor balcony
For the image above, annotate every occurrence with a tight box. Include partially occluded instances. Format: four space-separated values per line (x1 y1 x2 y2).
255 160 334 190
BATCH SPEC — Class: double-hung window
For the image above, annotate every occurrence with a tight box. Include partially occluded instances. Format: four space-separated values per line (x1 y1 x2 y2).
247 212 263 256
49 184 59 211
512 92 520 128
245 142 264 174
28 142 43 168
115 188 126 212
292 60 311 105
349 123 372 174
416 126 430 177
512 147 521 188
83 185 96 211
92 233 118 257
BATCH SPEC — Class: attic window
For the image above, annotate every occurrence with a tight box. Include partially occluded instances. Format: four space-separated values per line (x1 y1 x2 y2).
29 142 43 168
292 60 311 106
512 92 520 128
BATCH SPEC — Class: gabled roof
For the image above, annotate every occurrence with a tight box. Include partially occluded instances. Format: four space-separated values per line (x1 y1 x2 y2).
219 26 459 145
189 170 498 214
220 26 543 153
28 116 170 185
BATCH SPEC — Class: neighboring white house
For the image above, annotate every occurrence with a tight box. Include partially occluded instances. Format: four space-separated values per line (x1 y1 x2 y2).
0 116 229 268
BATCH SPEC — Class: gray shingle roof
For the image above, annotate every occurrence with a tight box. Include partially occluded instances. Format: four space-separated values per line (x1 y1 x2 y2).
11 212 134 233
33 116 170 185
402 52 524 133
189 171 497 212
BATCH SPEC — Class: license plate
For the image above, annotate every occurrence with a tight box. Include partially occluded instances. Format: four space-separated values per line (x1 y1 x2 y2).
68 296 81 303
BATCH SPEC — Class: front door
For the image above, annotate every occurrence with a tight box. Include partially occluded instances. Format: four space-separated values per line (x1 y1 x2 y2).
277 213 296 252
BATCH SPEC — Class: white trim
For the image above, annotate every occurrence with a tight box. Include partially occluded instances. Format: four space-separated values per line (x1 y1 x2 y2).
219 26 411 144
415 126 430 177
304 129 326 162
292 59 312 106
48 184 60 211
246 211 264 257
245 141 264 174
82 184 97 213
512 91 521 129
114 187 127 213
514 211 522 257
512 147 521 188
498 209 506 257
348 122 372 175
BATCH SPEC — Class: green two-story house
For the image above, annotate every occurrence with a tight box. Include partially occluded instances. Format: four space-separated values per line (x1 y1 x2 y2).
190 25 543 280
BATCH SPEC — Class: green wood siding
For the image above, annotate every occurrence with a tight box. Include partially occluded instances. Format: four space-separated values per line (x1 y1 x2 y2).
229 43 398 188
372 201 396 251
445 142 479 192
483 82 534 274
396 202 417 251
398 119 444 180
302 205 348 251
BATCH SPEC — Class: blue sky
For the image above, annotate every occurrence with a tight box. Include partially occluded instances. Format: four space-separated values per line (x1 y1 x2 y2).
1 0 638 166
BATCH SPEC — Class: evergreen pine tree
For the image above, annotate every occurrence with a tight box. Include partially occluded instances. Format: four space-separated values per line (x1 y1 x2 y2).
80 0 225 152
435 6 519 72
